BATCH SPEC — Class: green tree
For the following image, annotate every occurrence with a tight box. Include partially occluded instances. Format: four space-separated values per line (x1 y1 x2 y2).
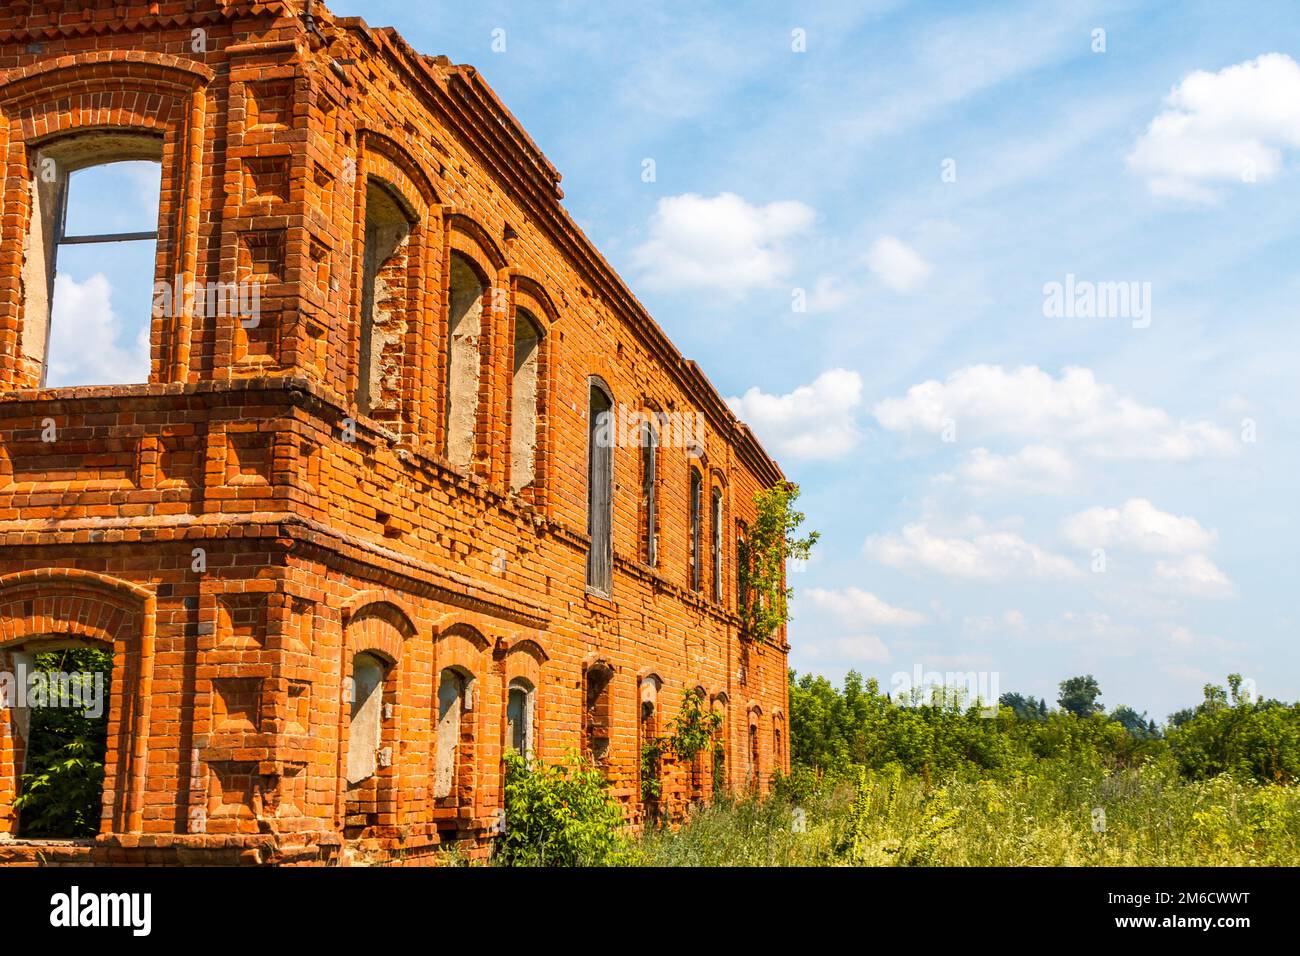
1057 675 1104 718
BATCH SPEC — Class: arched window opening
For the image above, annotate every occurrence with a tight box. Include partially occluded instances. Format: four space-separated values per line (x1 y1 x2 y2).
639 676 662 812
433 667 471 800
582 664 613 769
346 652 387 787
640 421 658 566
711 487 723 601
689 468 703 591
586 381 614 595
357 180 414 418
736 520 750 615
510 310 541 491
26 135 164 388
506 678 536 757
748 721 761 789
773 715 786 771
8 642 113 838
711 697 728 796
446 254 484 470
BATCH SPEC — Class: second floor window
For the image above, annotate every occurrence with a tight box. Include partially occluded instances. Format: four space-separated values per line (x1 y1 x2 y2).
32 140 163 388
711 487 723 600
689 468 702 591
641 422 657 565
586 380 614 595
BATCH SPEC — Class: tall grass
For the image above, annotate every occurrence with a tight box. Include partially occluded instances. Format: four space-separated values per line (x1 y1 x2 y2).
632 763 1300 866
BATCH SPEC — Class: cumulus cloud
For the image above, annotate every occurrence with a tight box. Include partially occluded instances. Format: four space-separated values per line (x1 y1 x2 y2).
804 587 926 627
865 522 1081 581
1128 53 1300 203
873 365 1237 461
1154 554 1236 599
727 368 862 460
948 444 1076 494
1062 499 1217 555
45 273 150 388
631 192 814 295
865 235 933 293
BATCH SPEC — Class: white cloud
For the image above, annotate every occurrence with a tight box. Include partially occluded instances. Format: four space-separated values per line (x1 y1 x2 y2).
1128 53 1300 203
45 273 150 388
865 522 1081 581
949 444 1076 494
964 609 1027 634
873 365 1237 461
1154 554 1236 599
804 587 926 627
631 192 814 295
865 235 933 292
1062 499 1217 555
727 368 862 460
801 634 892 664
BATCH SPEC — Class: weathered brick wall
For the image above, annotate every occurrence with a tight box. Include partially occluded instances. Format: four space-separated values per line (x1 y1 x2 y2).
0 0 789 866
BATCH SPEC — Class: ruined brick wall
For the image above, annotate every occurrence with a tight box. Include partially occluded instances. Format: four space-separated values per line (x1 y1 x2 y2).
0 0 789 866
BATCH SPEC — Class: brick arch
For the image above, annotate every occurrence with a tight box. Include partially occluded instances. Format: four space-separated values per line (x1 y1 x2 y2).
0 51 211 387
358 129 439 213
510 275 560 327
343 600 416 665
444 211 506 273
0 568 155 837
434 622 491 677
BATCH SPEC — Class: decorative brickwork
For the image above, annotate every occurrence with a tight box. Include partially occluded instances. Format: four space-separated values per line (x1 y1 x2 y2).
0 0 788 866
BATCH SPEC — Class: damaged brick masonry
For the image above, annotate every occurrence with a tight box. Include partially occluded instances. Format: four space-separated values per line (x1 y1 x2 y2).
0 0 789 866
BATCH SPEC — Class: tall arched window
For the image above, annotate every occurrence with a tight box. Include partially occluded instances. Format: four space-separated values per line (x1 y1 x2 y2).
736 520 750 614
711 486 723 600
26 135 164 388
356 180 414 418
506 678 535 757
446 254 484 470
510 310 542 491
640 420 658 566
586 379 614 595
583 663 613 769
434 667 472 800
689 467 703 591
347 652 387 786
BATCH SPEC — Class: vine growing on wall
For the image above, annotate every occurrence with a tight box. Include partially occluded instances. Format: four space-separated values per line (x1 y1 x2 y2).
739 482 819 643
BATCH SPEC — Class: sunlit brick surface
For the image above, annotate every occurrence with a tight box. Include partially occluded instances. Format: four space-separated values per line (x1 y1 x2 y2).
0 0 787 865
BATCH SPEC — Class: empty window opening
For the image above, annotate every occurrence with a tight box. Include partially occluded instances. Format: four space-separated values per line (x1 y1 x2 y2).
506 678 535 757
446 254 484 469
434 668 469 799
689 468 703 591
711 487 723 600
748 722 760 788
346 652 387 786
10 643 113 838
711 698 728 795
736 521 750 614
26 136 163 388
639 677 661 809
583 665 613 769
641 422 658 566
357 181 414 419
510 310 541 491
586 381 614 595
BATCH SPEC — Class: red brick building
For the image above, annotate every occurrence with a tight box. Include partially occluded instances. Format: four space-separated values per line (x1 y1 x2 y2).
0 0 788 866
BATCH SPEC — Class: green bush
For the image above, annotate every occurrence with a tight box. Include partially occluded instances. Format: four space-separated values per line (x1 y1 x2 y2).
496 751 627 866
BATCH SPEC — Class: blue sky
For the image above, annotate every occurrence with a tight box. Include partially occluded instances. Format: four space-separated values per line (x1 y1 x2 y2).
61 0 1300 718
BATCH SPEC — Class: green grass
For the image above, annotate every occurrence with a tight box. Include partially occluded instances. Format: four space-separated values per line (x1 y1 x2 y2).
630 763 1300 866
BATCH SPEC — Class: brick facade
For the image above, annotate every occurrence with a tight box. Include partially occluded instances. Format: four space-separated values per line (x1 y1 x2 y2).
0 0 788 866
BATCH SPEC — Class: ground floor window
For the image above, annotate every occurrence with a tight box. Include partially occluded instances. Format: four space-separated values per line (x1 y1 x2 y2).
11 644 112 838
